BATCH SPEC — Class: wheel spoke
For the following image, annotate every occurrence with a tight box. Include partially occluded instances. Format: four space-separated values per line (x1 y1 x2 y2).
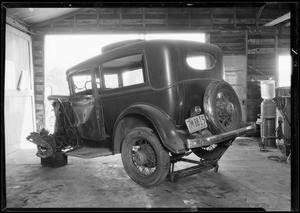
131 138 157 176
216 92 235 128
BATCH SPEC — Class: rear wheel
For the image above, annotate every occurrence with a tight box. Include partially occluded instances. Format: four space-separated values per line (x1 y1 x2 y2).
121 127 170 187
193 81 242 160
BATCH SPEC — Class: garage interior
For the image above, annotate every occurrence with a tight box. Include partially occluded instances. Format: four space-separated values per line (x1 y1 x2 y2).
2 2 298 211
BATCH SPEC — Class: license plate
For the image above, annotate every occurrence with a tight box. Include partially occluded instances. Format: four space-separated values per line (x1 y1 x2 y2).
185 114 208 133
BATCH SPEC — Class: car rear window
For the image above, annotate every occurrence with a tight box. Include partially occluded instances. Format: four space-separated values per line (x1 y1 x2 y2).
186 52 216 70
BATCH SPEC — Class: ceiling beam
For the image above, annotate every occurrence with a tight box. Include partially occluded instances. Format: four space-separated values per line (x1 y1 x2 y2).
255 5 265 27
6 16 35 34
264 12 290 26
32 8 91 28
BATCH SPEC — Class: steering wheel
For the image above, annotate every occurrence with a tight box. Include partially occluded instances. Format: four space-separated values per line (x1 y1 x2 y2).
84 81 92 90
84 81 101 90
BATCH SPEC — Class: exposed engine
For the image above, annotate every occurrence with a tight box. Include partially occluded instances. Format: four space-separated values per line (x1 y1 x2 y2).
26 99 80 158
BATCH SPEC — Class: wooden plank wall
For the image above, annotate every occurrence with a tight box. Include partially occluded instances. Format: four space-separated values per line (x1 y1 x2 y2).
32 35 45 131
31 6 291 127
246 27 290 126
34 7 287 33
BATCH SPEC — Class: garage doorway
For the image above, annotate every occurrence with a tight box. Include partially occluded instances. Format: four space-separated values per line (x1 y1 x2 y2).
44 33 206 132
278 54 292 87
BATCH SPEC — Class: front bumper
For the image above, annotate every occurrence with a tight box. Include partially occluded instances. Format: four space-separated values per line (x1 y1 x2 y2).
186 123 256 149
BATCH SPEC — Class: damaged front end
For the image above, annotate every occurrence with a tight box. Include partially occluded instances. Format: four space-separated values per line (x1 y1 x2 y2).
27 98 80 158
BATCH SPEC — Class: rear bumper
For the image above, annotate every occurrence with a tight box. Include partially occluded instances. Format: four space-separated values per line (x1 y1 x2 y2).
186 123 256 149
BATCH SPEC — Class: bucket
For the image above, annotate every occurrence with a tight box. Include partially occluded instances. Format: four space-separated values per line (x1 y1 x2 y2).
260 80 275 100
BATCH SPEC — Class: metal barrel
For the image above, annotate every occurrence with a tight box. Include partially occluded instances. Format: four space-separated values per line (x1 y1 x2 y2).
260 99 276 147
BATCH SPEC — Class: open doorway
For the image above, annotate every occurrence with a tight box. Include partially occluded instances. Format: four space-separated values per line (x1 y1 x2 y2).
278 54 292 87
44 33 206 132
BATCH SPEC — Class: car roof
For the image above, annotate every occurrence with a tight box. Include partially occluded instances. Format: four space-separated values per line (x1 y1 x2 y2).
66 39 221 76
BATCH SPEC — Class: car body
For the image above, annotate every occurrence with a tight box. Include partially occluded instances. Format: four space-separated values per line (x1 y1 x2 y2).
28 39 255 187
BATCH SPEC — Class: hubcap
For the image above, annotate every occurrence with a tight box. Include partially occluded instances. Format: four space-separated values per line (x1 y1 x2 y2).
226 102 234 114
216 91 235 129
131 139 157 176
133 150 148 166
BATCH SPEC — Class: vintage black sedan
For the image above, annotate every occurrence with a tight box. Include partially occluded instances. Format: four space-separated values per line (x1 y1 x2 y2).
27 39 255 187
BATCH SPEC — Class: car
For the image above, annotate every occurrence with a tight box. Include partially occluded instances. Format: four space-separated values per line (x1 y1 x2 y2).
27 39 255 187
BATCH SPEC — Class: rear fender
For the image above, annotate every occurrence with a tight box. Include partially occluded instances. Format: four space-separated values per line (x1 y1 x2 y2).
113 103 187 154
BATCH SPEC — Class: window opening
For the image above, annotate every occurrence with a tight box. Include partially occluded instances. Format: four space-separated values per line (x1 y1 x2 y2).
186 52 216 70
278 55 291 87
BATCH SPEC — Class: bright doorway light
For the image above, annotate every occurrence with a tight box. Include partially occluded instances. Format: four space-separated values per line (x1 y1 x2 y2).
278 55 292 87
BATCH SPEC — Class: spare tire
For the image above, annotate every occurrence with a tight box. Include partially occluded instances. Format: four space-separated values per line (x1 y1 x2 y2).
204 80 242 134
192 81 242 160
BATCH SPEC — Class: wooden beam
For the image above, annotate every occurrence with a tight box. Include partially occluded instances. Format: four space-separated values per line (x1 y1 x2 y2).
97 8 100 27
6 15 35 35
210 8 214 26
255 5 265 27
233 7 236 28
275 29 279 86
142 8 145 28
32 8 91 28
264 12 290 27
188 8 191 27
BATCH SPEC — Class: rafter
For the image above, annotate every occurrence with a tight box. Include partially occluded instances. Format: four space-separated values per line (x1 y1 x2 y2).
255 5 265 27
264 12 290 27
32 8 92 28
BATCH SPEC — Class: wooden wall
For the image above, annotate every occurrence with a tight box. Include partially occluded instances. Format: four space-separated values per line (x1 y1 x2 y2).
32 35 45 131
33 7 289 33
29 6 291 130
246 27 290 127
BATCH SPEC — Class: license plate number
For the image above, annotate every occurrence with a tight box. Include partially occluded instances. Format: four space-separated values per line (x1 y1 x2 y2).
185 114 208 133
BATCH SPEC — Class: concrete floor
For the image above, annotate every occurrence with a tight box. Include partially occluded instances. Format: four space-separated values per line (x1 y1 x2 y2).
5 137 291 211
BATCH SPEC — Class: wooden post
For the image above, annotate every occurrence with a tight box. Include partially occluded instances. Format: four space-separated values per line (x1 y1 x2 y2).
245 29 249 122
233 7 236 28
275 29 279 86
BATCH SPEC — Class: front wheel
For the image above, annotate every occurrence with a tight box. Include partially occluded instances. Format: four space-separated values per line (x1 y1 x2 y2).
121 127 170 187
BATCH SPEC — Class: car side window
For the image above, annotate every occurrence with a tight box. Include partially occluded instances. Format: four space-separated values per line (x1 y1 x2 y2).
71 69 93 94
122 68 144 86
101 53 145 90
104 74 119 89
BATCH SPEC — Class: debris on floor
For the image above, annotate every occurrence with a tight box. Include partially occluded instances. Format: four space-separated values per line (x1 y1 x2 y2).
183 199 201 206
267 154 290 164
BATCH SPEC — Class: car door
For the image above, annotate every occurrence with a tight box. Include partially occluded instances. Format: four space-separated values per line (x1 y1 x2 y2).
69 65 104 141
97 52 152 135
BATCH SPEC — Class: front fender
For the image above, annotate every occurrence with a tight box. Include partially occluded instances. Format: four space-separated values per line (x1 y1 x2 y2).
113 103 188 154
